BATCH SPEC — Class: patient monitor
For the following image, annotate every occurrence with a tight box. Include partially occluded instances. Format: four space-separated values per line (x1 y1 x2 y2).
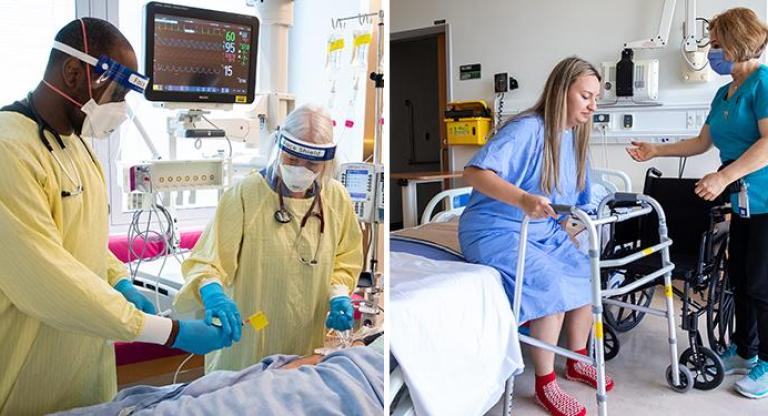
143 1 259 106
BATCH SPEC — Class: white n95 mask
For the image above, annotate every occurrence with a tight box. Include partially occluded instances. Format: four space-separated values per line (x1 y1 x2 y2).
80 99 129 140
280 164 319 192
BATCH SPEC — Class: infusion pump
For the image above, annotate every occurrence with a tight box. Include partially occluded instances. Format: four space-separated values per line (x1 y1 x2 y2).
338 163 384 224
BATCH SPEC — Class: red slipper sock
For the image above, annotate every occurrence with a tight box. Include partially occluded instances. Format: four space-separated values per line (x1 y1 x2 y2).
566 348 614 392
534 372 586 416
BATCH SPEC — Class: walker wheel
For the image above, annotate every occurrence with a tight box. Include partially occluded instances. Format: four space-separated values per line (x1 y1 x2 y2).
666 364 694 393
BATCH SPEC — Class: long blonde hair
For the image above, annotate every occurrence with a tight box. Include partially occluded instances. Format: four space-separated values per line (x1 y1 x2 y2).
496 57 600 194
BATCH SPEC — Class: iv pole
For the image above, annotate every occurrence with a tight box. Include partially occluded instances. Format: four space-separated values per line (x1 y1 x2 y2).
332 9 384 276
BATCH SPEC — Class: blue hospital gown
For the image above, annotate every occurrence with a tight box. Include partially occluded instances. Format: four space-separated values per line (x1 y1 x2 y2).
459 114 593 323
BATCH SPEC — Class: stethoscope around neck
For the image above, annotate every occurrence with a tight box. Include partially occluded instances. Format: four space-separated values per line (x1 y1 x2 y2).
273 177 325 266
25 93 89 198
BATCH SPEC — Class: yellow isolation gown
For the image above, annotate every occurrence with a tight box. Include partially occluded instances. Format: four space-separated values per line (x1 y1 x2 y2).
0 112 145 415
175 171 363 372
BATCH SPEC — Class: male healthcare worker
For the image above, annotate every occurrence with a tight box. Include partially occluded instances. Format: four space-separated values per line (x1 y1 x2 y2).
0 18 236 415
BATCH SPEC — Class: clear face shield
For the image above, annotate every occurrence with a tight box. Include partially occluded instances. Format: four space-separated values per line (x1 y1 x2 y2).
267 128 337 194
46 39 148 139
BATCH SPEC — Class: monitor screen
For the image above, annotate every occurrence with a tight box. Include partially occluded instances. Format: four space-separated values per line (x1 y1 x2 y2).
345 169 371 201
143 2 259 104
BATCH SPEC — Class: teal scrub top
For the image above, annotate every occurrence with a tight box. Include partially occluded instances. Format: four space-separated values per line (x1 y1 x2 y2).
706 65 768 214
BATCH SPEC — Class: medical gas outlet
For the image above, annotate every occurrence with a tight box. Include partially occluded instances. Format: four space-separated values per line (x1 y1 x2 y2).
124 159 229 193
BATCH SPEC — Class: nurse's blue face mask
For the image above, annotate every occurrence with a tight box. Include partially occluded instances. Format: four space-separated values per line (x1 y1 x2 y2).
708 48 734 75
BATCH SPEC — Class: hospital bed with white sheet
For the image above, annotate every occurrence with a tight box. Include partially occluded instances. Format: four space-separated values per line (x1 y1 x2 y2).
390 237 524 416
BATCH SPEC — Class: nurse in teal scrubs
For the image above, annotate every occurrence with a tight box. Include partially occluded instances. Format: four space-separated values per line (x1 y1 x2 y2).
627 7 768 400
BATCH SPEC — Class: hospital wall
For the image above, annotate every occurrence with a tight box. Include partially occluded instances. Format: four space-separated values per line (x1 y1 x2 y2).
391 0 767 190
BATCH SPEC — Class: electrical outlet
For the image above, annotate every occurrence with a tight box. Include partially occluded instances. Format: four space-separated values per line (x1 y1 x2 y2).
695 111 706 129
593 113 610 123
686 111 696 129
622 114 634 129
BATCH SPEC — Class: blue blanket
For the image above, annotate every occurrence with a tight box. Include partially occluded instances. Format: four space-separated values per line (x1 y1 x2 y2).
52 347 383 416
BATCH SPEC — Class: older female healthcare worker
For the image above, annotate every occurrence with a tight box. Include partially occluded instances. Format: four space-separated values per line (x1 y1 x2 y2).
459 57 611 416
0 18 234 415
628 7 768 400
175 104 363 372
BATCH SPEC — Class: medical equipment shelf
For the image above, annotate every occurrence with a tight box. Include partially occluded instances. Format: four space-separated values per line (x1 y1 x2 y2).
502 192 693 416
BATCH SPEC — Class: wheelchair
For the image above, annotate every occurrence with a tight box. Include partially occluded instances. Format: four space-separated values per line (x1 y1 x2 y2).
597 168 735 391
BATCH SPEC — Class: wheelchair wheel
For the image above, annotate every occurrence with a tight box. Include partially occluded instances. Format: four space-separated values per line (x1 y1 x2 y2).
706 253 735 355
679 346 725 390
603 323 620 361
603 286 655 332
666 364 694 393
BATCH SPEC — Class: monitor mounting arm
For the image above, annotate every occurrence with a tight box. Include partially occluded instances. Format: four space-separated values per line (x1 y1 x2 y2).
624 0 701 51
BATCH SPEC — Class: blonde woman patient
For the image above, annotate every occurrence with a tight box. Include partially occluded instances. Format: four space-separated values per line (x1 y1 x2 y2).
459 57 609 416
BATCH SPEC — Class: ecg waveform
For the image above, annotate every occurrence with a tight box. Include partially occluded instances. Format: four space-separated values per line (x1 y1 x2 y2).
154 63 222 75
156 37 223 52
156 22 228 37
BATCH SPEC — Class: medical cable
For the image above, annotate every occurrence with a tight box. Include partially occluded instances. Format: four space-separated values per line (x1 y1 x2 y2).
201 114 233 159
173 353 195 384
127 202 177 313
150 204 170 312
129 209 157 309
680 38 708 71
695 18 710 48
599 123 609 168
351 297 384 312
678 156 688 178
496 93 505 127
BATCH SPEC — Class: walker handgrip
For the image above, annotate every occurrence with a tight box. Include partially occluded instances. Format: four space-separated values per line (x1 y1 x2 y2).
614 192 639 203
550 204 572 214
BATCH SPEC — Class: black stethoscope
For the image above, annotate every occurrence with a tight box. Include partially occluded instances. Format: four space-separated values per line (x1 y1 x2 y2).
25 93 93 198
273 176 325 266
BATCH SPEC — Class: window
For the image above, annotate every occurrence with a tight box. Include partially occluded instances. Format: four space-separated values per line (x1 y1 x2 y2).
0 1 75 105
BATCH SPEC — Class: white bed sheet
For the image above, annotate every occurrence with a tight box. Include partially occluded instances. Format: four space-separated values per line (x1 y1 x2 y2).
391 252 524 416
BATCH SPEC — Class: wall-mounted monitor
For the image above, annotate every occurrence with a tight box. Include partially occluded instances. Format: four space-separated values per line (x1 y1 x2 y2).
143 2 259 104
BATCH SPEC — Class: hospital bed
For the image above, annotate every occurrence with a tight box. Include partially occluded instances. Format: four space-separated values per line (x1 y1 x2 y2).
53 345 384 416
389 239 523 416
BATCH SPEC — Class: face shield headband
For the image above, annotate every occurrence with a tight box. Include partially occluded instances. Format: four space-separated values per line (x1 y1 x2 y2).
277 128 337 162
51 40 149 95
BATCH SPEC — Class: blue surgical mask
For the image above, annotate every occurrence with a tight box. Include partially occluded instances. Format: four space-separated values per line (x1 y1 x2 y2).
708 48 734 75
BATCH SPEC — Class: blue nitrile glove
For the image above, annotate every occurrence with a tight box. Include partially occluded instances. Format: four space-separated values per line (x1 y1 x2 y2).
325 296 354 331
114 279 157 314
200 283 242 342
173 319 232 355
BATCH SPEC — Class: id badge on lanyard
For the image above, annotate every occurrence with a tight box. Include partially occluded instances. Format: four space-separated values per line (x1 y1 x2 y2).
737 180 750 218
